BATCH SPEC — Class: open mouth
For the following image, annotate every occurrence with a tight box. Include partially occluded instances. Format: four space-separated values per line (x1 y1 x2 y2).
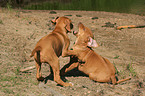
73 31 78 35
70 23 74 29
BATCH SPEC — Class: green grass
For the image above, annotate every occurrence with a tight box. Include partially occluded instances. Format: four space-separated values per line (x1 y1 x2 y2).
113 55 119 59
1 88 14 94
14 67 21 75
113 60 137 78
6 0 12 11
126 62 137 77
0 19 3 24
0 69 34 95
113 62 119 75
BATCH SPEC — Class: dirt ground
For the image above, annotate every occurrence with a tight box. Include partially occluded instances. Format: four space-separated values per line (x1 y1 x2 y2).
0 9 145 96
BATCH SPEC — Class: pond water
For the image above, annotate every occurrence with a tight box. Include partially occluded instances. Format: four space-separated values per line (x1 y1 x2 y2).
23 0 145 15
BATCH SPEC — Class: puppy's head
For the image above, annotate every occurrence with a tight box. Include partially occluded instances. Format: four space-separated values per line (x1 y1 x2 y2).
73 22 98 48
51 16 73 33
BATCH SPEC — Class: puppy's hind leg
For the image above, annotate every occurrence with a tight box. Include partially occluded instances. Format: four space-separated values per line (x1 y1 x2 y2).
89 72 111 83
34 52 44 81
47 56 73 87
35 62 44 81
89 72 98 81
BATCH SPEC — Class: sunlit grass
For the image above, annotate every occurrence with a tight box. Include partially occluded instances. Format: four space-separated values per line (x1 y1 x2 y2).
0 19 3 24
126 62 137 77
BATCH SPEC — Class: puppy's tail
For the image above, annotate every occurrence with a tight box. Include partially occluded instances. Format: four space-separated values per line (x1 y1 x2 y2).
111 75 131 85
116 77 131 84
30 46 41 57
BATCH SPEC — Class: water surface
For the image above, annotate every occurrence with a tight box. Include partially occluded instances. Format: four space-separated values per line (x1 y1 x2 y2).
23 0 145 15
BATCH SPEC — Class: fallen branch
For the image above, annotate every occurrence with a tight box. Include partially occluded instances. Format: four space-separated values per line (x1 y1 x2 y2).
116 25 145 30
20 66 35 72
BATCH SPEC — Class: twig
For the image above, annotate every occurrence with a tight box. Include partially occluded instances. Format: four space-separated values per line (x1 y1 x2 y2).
20 66 35 72
116 25 145 30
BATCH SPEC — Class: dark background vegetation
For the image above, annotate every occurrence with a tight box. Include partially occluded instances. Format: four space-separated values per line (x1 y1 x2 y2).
0 0 145 15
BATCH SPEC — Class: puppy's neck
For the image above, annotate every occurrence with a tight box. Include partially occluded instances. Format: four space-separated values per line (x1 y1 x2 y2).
75 37 87 46
73 44 89 51
54 25 67 35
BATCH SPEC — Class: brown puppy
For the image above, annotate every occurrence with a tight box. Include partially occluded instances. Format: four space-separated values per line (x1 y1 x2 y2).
61 22 131 85
30 17 73 86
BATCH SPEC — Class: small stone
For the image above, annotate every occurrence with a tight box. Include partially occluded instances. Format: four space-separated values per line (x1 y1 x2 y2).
49 11 57 14
64 15 72 16
102 22 116 28
92 17 98 20
76 15 82 17
88 91 91 93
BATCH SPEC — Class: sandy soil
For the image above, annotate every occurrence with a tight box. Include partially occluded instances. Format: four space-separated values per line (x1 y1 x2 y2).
0 9 145 96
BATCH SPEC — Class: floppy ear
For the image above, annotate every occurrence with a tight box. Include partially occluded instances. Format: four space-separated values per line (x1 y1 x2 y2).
51 17 59 25
65 19 71 32
87 37 99 48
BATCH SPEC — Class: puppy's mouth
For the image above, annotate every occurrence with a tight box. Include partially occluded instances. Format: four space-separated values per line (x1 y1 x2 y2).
66 23 73 33
70 23 73 29
73 31 78 35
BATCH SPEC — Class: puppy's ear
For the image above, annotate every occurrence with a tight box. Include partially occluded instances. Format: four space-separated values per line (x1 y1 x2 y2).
65 19 72 32
78 22 85 30
51 17 59 25
87 37 99 48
